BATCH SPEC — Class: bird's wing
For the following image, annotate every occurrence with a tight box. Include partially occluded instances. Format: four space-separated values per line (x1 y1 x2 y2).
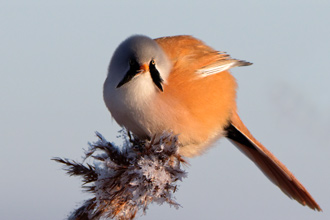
225 111 322 211
196 54 252 76
155 35 252 76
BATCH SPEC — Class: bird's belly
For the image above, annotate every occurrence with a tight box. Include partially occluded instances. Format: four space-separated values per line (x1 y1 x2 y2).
110 104 152 138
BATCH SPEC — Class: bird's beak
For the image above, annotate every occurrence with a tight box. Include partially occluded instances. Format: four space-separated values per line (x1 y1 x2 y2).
140 63 149 73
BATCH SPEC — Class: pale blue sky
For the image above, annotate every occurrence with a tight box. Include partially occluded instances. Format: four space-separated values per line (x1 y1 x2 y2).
1 1 329 219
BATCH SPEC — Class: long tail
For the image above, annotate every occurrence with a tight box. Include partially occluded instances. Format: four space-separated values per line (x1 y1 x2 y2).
224 111 322 211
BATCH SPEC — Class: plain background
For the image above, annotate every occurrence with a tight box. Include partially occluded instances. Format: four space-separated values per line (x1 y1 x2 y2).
1 0 329 219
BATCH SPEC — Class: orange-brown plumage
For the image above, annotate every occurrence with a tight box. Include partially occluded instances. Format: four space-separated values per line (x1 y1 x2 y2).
153 36 238 156
104 35 321 211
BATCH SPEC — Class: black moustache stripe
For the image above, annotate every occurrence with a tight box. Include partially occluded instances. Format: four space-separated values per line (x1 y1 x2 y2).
150 63 164 92
116 60 164 92
116 68 139 88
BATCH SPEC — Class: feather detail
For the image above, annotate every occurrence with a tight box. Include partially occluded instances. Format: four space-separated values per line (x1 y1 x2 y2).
197 56 252 76
225 111 322 211
155 35 251 77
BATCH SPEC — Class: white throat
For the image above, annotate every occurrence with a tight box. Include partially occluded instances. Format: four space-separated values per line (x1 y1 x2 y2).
104 70 160 138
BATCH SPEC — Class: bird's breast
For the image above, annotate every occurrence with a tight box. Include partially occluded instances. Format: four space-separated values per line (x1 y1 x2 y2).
104 73 161 138
104 68 238 157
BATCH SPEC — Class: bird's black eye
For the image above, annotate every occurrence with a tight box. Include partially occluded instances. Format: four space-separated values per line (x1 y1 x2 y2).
129 58 140 67
150 59 156 66
129 59 136 66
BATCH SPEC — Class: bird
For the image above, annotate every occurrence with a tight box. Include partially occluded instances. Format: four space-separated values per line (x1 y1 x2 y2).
103 35 321 211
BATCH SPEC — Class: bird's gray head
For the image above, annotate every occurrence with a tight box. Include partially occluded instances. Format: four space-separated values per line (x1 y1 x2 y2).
107 35 172 92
